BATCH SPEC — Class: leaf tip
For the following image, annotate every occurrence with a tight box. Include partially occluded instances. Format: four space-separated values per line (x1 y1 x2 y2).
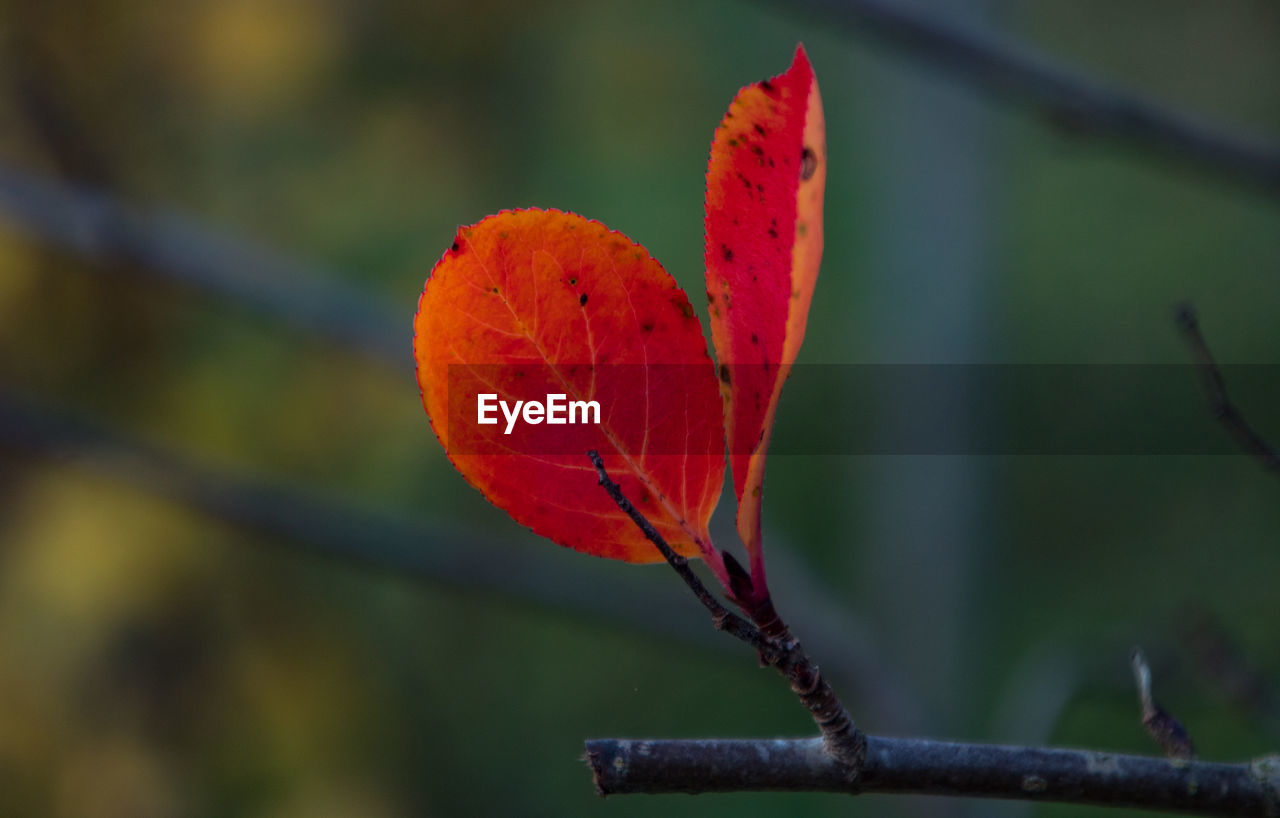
790 42 814 80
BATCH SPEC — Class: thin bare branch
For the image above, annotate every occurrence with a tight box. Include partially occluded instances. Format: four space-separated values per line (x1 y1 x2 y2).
586 736 1280 816
1176 305 1280 475
786 0 1280 195
584 450 772 654
588 451 865 774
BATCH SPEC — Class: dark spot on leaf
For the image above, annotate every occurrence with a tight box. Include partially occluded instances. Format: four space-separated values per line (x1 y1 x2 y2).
569 277 577 285
768 157 775 168
728 138 738 148
736 172 751 189
451 240 460 252
718 364 731 385
753 124 767 137
641 321 654 332
750 333 758 345
768 227 778 238
674 299 694 319
706 291 715 304
801 146 818 180
722 244 734 262
759 79 774 93
579 293 588 306
491 287 498 293
751 145 763 156
756 183 763 193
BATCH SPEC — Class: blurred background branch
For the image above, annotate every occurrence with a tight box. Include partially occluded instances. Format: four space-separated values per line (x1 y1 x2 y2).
0 386 924 729
787 0 1280 194
0 164 405 364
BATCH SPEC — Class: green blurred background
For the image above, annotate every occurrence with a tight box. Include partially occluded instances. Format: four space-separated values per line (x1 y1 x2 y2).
1 1 1278 816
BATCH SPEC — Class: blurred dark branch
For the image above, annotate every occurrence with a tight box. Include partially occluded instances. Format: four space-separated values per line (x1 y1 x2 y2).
0 387 919 729
0 386 706 641
585 735 1280 815
1176 305 1280 475
7 39 116 187
1180 609 1280 745
787 0 1280 195
0 164 406 364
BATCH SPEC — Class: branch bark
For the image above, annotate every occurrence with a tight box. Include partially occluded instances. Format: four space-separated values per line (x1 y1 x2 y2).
586 736 1280 816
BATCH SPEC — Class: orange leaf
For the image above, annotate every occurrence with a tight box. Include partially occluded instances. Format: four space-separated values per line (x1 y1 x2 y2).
414 209 726 568
704 45 826 584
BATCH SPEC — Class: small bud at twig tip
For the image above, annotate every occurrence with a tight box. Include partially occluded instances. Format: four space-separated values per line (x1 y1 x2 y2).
1131 647 1197 760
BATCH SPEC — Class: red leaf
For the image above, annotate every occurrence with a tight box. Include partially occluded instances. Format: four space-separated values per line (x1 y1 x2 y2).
414 209 727 569
704 45 826 586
